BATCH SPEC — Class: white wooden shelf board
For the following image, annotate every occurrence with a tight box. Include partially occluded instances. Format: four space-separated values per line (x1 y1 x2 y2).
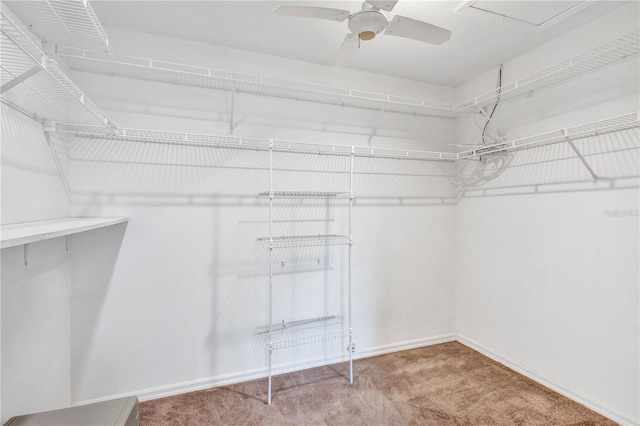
1 217 128 249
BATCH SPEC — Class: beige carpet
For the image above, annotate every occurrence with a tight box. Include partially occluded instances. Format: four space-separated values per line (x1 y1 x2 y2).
140 342 615 425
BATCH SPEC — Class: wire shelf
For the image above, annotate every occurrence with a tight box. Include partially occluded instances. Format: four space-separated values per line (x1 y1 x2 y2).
258 191 350 198
272 140 353 156
0 10 116 130
257 315 340 335
455 30 640 113
457 112 640 159
60 124 456 161
61 112 639 162
269 328 350 351
5 0 110 52
258 234 351 248
353 146 458 161
56 46 456 117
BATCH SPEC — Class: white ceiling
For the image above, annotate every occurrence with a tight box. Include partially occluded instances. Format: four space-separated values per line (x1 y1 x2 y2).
90 1 629 86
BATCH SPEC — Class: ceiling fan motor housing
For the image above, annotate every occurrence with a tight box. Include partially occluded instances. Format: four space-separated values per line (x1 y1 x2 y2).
348 10 388 40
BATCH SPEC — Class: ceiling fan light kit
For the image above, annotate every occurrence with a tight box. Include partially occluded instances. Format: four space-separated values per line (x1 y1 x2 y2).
348 10 388 40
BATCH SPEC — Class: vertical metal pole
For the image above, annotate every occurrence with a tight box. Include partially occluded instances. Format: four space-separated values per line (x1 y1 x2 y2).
348 147 354 384
267 140 274 404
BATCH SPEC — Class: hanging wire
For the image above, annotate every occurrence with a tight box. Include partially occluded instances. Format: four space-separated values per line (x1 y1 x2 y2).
482 64 503 146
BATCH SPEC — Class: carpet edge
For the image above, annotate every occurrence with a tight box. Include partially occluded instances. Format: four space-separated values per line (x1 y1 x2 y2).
456 334 637 426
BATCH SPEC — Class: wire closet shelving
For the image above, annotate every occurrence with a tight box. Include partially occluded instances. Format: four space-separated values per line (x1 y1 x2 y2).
454 30 640 113
257 140 355 405
457 112 640 159
62 112 640 163
0 9 116 132
56 46 456 117
4 0 110 52
2 0 637 163
55 29 640 119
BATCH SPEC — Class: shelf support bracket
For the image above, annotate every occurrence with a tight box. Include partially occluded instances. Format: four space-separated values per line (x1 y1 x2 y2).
23 243 29 266
368 103 386 145
1 65 41 94
564 131 598 183
229 89 236 135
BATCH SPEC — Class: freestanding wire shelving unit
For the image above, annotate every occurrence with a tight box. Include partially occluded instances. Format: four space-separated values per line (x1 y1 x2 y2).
260 141 355 404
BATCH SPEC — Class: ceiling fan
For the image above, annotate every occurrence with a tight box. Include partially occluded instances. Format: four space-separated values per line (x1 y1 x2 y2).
273 1 452 66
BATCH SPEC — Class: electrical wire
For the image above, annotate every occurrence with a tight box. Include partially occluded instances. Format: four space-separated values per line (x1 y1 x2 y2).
482 64 503 145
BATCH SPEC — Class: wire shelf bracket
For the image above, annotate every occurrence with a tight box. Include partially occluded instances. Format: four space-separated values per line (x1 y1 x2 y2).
229 88 236 134
0 64 41 94
564 131 599 184
368 102 387 145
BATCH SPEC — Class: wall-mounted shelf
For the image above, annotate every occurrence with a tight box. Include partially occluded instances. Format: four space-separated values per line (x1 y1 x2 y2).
62 112 639 163
457 112 640 159
1 217 128 249
56 30 639 119
61 124 458 162
4 0 110 52
353 145 458 161
455 30 640 113
270 329 350 351
258 191 350 198
0 10 116 131
56 47 456 118
258 234 351 249
257 315 341 335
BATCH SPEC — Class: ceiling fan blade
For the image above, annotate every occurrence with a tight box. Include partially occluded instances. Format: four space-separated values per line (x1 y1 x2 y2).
365 0 399 12
273 5 350 22
334 33 358 67
384 15 451 45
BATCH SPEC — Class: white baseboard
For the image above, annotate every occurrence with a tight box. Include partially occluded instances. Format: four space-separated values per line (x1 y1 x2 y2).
75 333 635 426
456 334 637 426
73 333 456 406
354 333 456 360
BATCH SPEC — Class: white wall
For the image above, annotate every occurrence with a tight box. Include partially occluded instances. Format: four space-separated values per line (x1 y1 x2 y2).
454 3 639 424
62 31 458 403
1 2 637 423
0 105 127 423
1 105 72 421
